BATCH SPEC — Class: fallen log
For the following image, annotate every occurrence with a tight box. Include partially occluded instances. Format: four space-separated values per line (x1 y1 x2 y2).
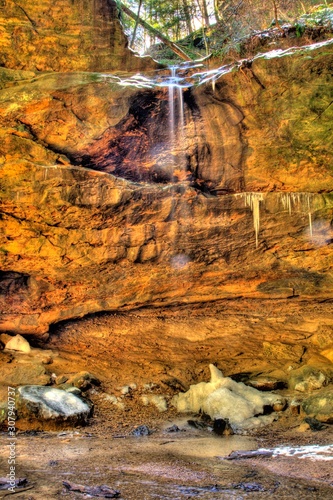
119 2 192 61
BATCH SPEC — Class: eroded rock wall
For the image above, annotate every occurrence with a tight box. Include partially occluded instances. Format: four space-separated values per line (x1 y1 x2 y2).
0 24 333 334
0 0 156 72
1 158 333 334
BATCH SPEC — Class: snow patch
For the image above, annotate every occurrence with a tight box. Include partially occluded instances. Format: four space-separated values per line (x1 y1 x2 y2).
263 444 333 461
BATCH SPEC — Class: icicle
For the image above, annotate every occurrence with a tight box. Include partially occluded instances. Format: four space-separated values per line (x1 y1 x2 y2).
280 193 292 215
308 212 313 238
279 193 314 238
246 193 264 248
236 193 264 248
306 194 313 239
43 167 48 181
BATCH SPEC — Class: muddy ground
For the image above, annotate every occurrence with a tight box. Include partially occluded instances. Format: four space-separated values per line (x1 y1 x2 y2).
1 301 333 498
0 422 332 499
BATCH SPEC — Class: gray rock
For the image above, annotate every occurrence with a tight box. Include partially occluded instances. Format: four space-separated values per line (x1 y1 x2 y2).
130 425 151 436
302 387 333 423
289 365 328 392
165 424 180 433
304 417 327 431
16 386 93 428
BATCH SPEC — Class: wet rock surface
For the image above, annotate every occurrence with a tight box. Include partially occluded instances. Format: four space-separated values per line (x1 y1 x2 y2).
0 308 332 496
1 40 333 333
0 426 332 499
302 386 333 423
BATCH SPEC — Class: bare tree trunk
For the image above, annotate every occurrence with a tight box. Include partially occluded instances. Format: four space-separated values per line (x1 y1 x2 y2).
130 0 143 48
182 0 193 34
213 0 220 22
272 0 283 31
199 0 210 27
119 2 192 61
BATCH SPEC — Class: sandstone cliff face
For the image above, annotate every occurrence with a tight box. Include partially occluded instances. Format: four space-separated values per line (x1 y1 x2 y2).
0 12 333 335
0 0 156 72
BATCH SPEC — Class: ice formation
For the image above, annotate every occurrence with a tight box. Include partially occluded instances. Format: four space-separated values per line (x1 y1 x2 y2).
235 192 316 247
18 386 91 419
141 395 168 412
172 364 285 431
261 444 333 461
280 192 314 238
236 193 264 247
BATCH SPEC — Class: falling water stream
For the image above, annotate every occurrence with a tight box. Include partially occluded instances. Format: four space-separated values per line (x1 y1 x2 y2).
97 38 333 246
165 65 186 170
5 37 333 500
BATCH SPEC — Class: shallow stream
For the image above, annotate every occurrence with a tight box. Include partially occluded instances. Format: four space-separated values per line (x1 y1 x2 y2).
1 429 332 499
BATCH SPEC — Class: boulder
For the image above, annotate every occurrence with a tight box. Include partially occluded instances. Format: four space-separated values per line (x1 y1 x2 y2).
5 334 31 353
0 363 50 386
301 387 333 423
288 365 329 392
16 385 93 429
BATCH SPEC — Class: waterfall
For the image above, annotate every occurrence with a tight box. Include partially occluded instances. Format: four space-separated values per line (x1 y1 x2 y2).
166 66 186 171
168 66 176 147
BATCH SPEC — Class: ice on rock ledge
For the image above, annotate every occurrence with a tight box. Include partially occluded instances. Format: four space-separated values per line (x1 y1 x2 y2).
172 364 285 431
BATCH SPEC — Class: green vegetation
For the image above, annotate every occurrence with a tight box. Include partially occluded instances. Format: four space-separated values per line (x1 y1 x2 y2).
298 5 333 28
119 1 333 63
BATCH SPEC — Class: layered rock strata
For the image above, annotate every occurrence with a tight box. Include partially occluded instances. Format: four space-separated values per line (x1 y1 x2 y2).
0 14 333 334
0 0 156 72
